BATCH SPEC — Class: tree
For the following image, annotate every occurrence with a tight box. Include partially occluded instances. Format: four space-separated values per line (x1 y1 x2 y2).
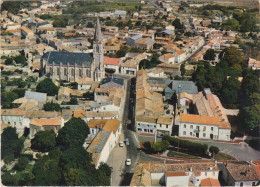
1 127 23 163
1 91 19 108
233 38 242 45
13 55 27 66
151 140 169 153
203 49 216 61
60 146 92 171
221 18 240 31
87 22 94 28
31 130 56 152
56 117 89 149
69 96 78 105
241 72 259 97
36 78 59 96
172 18 182 29
221 76 240 106
209 146 219 156
15 156 30 171
116 46 128 58
139 59 150 69
43 102 61 111
33 156 62 185
219 46 244 67
5 57 13 65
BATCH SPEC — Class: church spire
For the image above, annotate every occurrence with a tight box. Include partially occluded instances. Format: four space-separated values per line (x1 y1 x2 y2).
94 17 102 43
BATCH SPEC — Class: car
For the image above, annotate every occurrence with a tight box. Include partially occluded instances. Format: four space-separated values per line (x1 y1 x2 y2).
119 141 124 147
125 138 130 146
125 158 131 166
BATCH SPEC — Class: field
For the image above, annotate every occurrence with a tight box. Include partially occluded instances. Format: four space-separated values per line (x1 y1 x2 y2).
64 1 141 14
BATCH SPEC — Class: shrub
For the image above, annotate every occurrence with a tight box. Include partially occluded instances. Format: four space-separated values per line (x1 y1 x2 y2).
15 156 30 171
209 146 220 155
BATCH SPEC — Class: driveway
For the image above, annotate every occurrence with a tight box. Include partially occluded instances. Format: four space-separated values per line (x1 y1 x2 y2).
193 140 260 161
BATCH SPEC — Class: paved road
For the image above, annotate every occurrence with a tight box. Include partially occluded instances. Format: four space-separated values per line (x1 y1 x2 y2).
193 140 260 161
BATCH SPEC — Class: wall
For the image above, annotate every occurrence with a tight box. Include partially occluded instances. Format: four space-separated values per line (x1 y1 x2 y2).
218 128 231 141
135 121 156 134
179 122 219 140
166 175 189 186
120 66 137 75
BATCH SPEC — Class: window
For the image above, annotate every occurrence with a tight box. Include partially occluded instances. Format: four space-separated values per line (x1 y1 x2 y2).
205 172 207 176
240 182 243 186
203 133 206 137
166 125 168 128
138 123 140 126
71 69 74 76
213 172 215 176
190 125 193 129
79 69 82 76
14 122 16 126
150 130 153 133
160 124 162 127
252 182 255 186
147 125 149 127
137 128 142 132
184 124 186 128
92 129 94 134
190 132 192 136
57 68 60 75
211 127 214 131
144 129 147 132
197 126 200 130
20 122 22 126
183 131 186 135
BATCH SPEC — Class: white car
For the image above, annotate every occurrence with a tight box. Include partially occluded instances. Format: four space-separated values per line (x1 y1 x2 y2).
119 141 124 147
125 158 131 166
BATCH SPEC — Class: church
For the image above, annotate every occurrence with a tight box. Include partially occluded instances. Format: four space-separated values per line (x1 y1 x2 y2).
40 18 105 82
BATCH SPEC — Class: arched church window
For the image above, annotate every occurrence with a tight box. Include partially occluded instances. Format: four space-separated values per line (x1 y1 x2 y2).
50 67 53 75
57 68 60 75
71 69 74 76
96 45 99 53
64 68 67 76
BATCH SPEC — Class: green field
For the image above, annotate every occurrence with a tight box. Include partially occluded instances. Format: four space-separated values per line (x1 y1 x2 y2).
167 151 201 159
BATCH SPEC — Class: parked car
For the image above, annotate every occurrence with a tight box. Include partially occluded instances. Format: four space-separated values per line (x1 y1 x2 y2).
125 138 130 146
125 158 131 166
119 141 124 147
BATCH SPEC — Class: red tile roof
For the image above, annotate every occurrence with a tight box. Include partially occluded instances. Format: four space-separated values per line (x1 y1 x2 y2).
104 57 120 66
201 178 221 186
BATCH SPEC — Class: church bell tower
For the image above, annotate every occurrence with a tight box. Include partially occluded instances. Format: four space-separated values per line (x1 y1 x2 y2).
92 17 105 81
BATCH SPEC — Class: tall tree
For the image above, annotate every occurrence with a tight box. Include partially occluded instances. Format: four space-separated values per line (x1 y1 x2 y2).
172 18 182 29
203 49 216 61
31 130 56 152
36 78 59 96
56 117 89 149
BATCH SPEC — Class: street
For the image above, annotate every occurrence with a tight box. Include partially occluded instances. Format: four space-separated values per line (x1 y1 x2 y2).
107 75 164 186
193 139 260 161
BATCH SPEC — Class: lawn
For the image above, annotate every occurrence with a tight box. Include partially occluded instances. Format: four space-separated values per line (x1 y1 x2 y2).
215 152 236 160
167 150 201 159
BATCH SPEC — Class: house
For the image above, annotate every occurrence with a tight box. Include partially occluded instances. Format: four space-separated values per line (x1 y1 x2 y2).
248 58 260 70
77 76 94 91
58 87 83 101
25 91 47 103
87 119 121 168
120 59 140 75
30 118 63 138
100 77 124 89
159 53 175 64
21 26 34 37
114 10 126 17
179 114 231 141
104 57 121 74
73 108 119 122
135 38 154 50
130 161 220 186
158 29 175 39
173 49 186 63
222 161 260 186
126 35 142 46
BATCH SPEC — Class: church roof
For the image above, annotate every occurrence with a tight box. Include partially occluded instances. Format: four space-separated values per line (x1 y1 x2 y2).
42 51 93 67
